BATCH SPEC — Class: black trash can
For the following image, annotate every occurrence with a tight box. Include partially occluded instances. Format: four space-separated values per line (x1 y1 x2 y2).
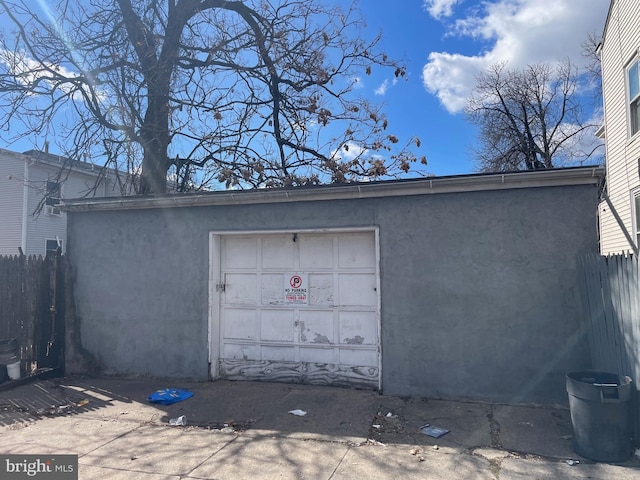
566 371 633 462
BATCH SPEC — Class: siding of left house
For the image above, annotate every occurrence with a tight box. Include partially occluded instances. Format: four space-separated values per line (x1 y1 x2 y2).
0 149 27 255
1 146 126 256
24 161 113 256
24 162 67 256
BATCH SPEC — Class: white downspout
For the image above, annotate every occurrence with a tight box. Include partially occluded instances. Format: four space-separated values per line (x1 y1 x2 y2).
21 160 30 255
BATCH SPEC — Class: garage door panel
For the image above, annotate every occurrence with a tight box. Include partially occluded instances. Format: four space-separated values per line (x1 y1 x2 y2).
339 348 378 367
261 345 296 362
224 238 257 269
339 233 376 268
223 309 257 339
299 310 334 344
299 346 335 363
262 236 295 269
299 235 334 269
309 274 334 305
261 273 284 306
223 343 259 360
225 274 257 304
340 311 377 345
261 310 295 342
338 274 377 306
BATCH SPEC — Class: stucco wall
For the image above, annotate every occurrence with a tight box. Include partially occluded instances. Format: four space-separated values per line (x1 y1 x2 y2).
66 182 599 405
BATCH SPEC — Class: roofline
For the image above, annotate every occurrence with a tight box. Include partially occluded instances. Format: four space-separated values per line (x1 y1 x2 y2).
62 166 605 213
20 149 112 179
0 147 110 180
600 0 615 46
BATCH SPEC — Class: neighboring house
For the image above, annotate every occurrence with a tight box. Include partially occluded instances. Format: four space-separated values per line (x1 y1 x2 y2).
0 147 125 256
598 0 640 254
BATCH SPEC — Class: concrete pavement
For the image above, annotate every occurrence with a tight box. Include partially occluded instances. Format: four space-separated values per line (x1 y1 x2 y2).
0 376 639 479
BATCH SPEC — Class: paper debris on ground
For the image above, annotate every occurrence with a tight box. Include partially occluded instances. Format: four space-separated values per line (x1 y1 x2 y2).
420 424 450 438
169 415 187 426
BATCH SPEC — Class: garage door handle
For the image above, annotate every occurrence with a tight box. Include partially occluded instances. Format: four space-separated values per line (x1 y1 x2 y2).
216 283 226 292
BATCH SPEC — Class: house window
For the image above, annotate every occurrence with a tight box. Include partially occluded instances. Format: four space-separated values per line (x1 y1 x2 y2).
44 181 61 216
628 59 640 136
45 239 62 256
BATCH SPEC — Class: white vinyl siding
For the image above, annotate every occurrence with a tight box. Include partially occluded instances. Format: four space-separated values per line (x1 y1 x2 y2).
598 0 640 254
23 163 67 256
0 150 27 255
25 163 119 256
0 148 123 257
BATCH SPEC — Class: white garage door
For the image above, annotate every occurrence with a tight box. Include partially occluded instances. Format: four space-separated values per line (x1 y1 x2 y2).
210 229 380 389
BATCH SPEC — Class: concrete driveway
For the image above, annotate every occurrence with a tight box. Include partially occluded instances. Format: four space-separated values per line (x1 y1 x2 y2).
0 377 639 479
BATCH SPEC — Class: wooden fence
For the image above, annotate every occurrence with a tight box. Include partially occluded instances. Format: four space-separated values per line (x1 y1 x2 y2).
0 253 66 379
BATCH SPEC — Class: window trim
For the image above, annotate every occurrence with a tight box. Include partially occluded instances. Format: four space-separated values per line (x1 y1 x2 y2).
45 238 62 256
627 55 640 137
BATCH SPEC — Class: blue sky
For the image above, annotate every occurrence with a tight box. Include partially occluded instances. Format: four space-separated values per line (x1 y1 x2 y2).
0 0 612 178
352 0 611 176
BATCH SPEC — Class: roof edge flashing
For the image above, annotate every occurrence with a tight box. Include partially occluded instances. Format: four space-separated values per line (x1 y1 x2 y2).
62 166 605 212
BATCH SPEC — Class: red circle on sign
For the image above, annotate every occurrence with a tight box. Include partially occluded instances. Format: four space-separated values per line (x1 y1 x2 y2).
290 275 302 288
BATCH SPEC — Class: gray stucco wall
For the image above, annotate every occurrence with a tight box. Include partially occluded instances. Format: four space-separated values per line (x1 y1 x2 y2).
67 182 599 405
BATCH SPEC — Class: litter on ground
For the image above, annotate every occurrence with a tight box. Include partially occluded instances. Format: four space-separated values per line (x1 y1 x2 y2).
419 424 450 438
147 388 193 405
169 415 187 426
288 409 307 416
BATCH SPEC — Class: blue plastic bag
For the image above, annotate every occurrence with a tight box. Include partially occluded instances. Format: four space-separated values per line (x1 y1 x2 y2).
147 388 193 405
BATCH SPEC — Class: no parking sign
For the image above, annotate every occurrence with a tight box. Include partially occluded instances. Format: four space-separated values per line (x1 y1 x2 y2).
284 273 308 306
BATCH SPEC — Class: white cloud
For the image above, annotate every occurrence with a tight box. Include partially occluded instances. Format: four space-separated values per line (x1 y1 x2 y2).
0 48 106 102
422 53 490 113
422 0 611 113
332 141 367 161
556 109 605 164
374 77 398 96
375 79 389 96
424 0 461 19
0 49 61 88
350 76 364 89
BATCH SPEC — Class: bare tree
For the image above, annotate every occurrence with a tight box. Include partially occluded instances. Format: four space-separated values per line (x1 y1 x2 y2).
0 0 424 194
581 31 603 106
466 60 598 172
